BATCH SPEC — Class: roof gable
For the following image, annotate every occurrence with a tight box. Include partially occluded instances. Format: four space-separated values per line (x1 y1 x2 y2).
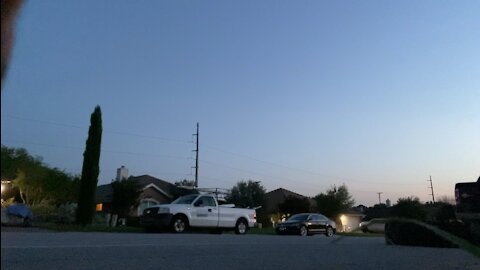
96 174 178 203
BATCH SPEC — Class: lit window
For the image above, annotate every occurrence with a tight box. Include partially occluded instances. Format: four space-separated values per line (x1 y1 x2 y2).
96 203 103 212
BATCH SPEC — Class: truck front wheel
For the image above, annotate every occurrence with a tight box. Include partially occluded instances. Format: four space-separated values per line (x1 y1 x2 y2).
171 215 188 233
235 219 248 235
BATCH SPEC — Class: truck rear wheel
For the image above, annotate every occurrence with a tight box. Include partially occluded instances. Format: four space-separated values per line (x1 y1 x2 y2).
235 219 248 235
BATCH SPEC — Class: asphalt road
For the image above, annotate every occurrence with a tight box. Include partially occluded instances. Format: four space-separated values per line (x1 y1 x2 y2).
1 231 479 270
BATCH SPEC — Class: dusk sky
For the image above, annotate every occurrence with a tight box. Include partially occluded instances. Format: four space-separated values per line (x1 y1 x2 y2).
1 1 479 206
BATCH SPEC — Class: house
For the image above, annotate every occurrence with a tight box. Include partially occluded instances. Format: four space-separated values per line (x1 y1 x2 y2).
339 208 366 232
95 174 186 217
264 188 317 213
262 188 317 227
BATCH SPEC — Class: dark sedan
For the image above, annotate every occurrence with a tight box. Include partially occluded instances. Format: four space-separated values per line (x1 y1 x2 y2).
275 213 336 236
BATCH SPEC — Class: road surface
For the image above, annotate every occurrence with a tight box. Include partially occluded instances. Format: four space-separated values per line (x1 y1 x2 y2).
1 231 479 270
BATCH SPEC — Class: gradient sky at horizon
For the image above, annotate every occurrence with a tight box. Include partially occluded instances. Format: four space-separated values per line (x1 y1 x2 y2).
1 1 479 206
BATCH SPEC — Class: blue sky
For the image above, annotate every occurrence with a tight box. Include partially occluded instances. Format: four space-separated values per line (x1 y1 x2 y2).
1 1 479 206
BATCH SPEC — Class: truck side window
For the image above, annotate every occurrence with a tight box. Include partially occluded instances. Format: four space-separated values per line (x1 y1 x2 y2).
196 196 216 207
204 196 217 207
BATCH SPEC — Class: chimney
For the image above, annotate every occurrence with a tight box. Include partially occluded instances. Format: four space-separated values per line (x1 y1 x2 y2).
116 165 129 181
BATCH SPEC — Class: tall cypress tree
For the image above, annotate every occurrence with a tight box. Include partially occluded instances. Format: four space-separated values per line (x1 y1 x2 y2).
76 106 103 225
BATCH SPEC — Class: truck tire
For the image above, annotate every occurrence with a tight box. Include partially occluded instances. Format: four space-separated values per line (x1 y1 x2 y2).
235 219 248 235
171 215 188 233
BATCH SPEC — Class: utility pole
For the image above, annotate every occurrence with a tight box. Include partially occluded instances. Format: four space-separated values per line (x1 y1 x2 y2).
377 192 383 204
428 175 435 203
192 123 199 188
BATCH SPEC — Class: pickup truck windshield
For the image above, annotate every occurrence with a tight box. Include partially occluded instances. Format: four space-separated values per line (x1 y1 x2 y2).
172 194 198 204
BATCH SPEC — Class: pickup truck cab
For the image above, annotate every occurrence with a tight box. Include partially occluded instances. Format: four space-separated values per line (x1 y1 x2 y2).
140 194 257 234
455 177 480 243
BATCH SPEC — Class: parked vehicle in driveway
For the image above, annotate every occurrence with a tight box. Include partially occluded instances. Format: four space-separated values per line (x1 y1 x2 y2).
359 218 387 233
1 204 33 227
275 213 336 236
140 194 257 234
454 176 480 242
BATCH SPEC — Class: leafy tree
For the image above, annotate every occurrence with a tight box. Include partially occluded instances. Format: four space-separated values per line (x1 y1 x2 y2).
43 168 80 205
2 146 45 204
174 179 196 187
111 178 141 218
226 180 266 208
436 196 455 205
171 179 198 199
1 145 79 205
364 204 390 220
76 106 103 225
278 195 311 215
391 196 426 221
314 184 355 219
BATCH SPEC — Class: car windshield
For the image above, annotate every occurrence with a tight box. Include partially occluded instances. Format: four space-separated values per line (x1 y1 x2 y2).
171 195 198 204
287 214 310 221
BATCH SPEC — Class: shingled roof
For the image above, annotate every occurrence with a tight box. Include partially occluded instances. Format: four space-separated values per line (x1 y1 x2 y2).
264 188 317 213
95 175 178 203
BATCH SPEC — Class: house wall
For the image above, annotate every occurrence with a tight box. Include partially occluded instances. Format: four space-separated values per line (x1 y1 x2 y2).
132 187 172 216
139 187 171 204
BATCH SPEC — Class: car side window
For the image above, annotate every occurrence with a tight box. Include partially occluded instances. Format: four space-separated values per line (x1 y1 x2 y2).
317 214 328 221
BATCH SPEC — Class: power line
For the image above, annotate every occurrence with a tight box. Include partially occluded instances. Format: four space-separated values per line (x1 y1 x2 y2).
2 115 423 189
203 145 345 180
1 139 190 160
200 159 329 190
202 145 413 186
2 138 420 191
3 115 190 144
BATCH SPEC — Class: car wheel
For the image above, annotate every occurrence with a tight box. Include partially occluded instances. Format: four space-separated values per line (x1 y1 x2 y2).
326 226 334 237
235 219 248 235
171 216 188 233
299 225 308 236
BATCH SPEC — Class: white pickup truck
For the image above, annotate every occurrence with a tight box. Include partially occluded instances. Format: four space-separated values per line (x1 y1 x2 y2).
140 194 257 234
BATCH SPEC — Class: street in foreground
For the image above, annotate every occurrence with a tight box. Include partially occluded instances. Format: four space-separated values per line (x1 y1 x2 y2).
1 231 479 270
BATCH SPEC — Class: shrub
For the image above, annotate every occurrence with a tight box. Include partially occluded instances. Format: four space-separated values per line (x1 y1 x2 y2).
391 197 426 221
30 202 76 224
30 202 56 221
